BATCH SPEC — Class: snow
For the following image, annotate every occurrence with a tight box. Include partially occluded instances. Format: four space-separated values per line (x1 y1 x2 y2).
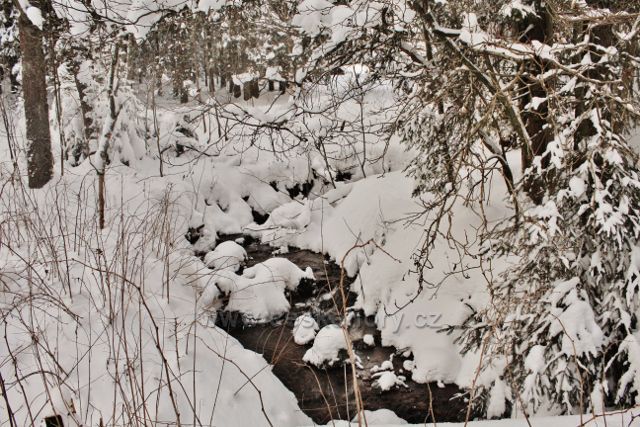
204 240 247 272
215 258 315 323
524 345 546 373
303 324 348 366
487 379 510 419
25 6 43 29
352 409 408 425
265 66 284 81
4 19 638 423
371 359 394 373
373 370 407 391
0 68 515 425
197 0 227 12
318 411 640 426
292 0 337 37
363 333 375 346
500 0 536 18
0 165 311 427
293 313 319 345
547 278 604 357
257 167 512 385
617 333 640 403
569 176 587 198
260 199 312 230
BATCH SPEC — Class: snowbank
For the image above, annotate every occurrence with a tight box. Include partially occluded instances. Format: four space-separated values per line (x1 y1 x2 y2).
320 411 639 426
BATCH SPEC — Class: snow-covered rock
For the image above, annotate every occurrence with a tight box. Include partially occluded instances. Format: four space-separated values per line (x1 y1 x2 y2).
293 313 320 345
303 324 347 366
373 370 407 391
204 240 247 272
371 359 394 373
264 199 312 230
189 206 218 253
216 258 315 323
243 257 315 290
363 333 375 346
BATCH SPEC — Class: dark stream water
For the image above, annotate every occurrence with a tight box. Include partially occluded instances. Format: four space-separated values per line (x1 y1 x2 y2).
213 235 469 425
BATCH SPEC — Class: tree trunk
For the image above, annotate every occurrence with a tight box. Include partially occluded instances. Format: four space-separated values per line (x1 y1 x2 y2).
518 1 554 204
17 0 53 188
96 45 120 229
243 81 252 101
251 79 260 99
576 1 617 140
208 68 215 94
232 81 241 98
68 57 94 164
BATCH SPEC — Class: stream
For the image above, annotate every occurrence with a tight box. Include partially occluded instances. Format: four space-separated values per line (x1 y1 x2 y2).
213 234 469 424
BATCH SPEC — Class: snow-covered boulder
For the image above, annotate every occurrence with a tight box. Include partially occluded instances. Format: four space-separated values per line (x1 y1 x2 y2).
293 313 319 345
363 333 375 346
217 258 314 323
373 370 407 391
243 257 314 290
204 240 247 272
303 324 347 366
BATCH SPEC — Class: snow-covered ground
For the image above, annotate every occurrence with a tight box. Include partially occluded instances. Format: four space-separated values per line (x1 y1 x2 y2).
320 409 640 426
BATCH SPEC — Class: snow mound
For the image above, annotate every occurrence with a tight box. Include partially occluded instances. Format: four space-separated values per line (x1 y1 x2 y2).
363 333 375 346
323 409 408 426
204 240 247 272
243 257 315 289
263 199 312 230
371 359 394 373
303 324 347 366
293 313 320 345
373 370 407 391
190 206 218 253
215 258 315 323
352 409 408 425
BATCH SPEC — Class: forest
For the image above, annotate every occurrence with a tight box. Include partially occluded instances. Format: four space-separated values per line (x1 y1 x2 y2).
2 0 640 426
